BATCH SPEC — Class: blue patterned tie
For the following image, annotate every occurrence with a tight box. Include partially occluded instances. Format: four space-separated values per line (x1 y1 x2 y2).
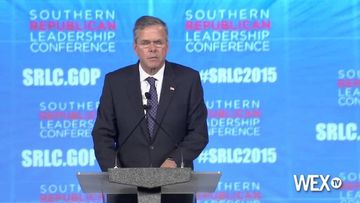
146 77 158 138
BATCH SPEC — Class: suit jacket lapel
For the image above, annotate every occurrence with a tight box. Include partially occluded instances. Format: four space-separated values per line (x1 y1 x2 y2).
125 64 151 142
153 61 176 139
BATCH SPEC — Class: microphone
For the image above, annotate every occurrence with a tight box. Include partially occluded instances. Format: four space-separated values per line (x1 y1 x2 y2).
145 92 151 100
144 105 185 168
113 106 147 168
143 104 151 110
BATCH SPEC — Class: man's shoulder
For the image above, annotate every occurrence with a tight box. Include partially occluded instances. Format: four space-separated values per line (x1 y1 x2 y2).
167 61 199 76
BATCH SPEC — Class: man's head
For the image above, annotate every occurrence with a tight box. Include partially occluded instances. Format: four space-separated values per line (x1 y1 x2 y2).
133 16 169 75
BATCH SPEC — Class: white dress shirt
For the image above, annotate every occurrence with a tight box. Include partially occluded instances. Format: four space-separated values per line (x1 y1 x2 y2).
139 63 165 106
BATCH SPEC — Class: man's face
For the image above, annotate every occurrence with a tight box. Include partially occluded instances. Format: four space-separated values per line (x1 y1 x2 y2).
133 25 168 75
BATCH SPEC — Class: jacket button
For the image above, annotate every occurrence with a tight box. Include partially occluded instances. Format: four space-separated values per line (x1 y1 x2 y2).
150 146 154 150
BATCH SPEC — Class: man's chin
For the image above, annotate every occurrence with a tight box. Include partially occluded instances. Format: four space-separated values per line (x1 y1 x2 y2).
141 60 164 70
147 62 162 69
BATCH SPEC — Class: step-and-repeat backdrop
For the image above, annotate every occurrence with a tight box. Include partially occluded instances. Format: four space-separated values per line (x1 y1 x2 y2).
1 0 359 202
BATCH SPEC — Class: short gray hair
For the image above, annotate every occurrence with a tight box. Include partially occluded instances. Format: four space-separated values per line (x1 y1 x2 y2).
133 16 168 43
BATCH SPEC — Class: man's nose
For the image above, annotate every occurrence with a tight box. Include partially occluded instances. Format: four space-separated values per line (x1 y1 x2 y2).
148 43 157 52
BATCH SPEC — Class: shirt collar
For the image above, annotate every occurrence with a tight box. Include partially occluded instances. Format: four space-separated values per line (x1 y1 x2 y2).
139 63 165 82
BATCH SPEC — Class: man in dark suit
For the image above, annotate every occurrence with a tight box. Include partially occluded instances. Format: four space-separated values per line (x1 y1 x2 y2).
92 15 209 203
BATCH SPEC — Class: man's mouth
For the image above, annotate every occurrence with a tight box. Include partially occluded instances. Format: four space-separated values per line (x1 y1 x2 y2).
148 57 158 60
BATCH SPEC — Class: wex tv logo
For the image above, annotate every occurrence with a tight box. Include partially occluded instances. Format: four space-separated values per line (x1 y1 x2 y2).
293 175 343 192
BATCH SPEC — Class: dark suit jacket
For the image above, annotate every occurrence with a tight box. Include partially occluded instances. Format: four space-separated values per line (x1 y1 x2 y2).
92 61 208 171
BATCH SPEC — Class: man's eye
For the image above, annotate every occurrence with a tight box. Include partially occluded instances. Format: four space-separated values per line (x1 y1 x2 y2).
141 41 151 45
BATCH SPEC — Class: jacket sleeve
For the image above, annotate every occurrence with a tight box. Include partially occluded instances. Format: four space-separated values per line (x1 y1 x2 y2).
92 74 118 171
169 72 209 167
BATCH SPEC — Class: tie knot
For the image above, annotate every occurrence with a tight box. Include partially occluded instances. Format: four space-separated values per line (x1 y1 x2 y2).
146 77 156 86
